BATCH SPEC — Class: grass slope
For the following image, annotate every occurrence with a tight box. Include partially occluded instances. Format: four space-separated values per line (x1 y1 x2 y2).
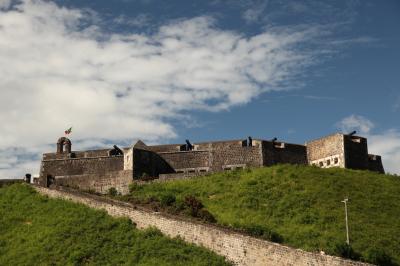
122 165 400 265
0 184 230 266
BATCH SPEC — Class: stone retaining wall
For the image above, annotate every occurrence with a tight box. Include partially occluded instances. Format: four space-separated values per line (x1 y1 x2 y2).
32 185 372 266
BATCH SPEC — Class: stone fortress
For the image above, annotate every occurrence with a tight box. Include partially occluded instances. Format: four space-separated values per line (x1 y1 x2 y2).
37 132 384 194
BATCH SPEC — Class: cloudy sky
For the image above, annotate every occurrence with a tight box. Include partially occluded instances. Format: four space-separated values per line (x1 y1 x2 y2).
0 0 399 177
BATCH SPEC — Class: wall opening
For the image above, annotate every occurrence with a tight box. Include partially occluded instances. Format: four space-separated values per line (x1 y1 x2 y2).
57 137 72 154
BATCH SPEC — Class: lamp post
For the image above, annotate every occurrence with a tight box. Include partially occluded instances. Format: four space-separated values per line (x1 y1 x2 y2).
341 198 350 245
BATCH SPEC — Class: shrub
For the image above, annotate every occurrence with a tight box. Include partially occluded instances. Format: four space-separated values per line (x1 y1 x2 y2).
107 187 118 196
242 225 283 243
364 248 395 266
160 193 176 207
128 182 141 193
184 195 203 217
198 209 216 223
333 243 360 260
142 227 163 238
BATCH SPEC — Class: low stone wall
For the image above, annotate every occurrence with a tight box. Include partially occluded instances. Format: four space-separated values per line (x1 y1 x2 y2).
32 185 371 266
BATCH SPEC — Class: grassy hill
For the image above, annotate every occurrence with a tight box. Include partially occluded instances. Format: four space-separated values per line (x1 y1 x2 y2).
0 184 230 266
120 165 400 265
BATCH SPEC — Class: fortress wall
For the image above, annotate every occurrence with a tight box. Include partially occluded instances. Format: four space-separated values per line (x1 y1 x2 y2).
306 134 346 168
367 155 384 173
146 144 180 153
207 141 263 171
43 149 111 160
132 149 175 178
33 185 371 266
40 156 124 185
262 142 307 166
157 150 210 170
54 170 133 194
343 136 369 170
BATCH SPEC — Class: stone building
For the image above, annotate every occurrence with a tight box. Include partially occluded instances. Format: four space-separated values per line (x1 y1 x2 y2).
38 133 384 194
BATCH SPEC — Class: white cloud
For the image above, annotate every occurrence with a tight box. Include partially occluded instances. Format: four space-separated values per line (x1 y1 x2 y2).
114 14 150 27
337 114 375 134
0 0 11 9
337 115 400 174
242 0 269 23
0 0 323 178
368 131 400 175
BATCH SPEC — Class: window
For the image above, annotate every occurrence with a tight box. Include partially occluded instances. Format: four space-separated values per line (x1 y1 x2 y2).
188 170 195 173
351 137 361 143
319 162 324 167
326 159 330 166
334 158 339 164
199 169 207 173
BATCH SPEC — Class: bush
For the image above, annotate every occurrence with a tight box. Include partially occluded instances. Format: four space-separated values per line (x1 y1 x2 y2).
160 194 176 207
333 243 360 260
107 187 118 196
184 195 204 217
128 182 141 193
242 225 283 243
198 209 216 223
364 248 395 266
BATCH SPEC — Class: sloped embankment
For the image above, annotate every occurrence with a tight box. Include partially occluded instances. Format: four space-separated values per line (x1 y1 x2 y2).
0 184 230 266
120 164 400 265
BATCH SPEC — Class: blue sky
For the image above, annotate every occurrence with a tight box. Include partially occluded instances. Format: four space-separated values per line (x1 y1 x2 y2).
0 0 399 177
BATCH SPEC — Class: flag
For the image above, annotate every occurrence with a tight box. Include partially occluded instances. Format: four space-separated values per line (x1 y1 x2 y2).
64 127 72 135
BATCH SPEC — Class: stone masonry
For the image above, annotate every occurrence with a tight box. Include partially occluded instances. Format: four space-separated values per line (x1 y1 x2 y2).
33 185 372 266
38 133 384 194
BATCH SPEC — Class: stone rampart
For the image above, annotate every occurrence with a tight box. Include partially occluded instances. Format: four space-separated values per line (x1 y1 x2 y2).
306 134 346 168
54 170 133 194
158 150 210 170
132 149 175 178
39 156 124 186
32 185 372 266
343 135 369 170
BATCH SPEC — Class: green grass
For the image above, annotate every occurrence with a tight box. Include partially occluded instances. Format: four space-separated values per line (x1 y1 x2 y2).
121 164 400 265
0 184 230 266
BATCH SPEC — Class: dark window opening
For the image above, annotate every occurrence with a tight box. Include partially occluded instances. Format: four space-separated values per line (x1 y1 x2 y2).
319 162 324 167
334 158 339 164
327 160 331 166
242 136 253 147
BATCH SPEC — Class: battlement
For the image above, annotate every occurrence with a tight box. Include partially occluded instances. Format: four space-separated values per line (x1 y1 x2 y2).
38 133 384 194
